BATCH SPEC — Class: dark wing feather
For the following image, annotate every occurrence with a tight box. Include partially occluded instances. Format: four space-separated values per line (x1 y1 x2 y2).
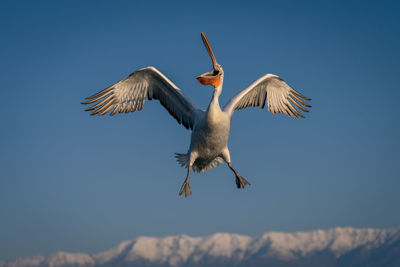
223 74 311 118
82 66 198 130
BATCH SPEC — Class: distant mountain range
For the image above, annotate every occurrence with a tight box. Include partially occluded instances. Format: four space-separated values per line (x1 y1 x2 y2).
2 226 400 267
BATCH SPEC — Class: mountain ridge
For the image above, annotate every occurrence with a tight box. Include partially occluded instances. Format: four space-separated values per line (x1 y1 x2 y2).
2 226 400 267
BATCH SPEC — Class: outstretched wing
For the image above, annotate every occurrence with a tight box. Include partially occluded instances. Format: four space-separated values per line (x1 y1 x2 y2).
223 74 311 118
82 66 199 129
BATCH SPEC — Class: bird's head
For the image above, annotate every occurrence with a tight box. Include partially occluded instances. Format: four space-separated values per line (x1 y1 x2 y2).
196 32 224 88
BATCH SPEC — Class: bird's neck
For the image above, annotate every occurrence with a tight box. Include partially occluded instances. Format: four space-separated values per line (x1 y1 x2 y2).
207 84 223 118
210 84 223 106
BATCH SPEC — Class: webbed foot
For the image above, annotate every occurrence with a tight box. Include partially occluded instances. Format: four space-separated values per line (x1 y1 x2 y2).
235 175 251 189
179 180 192 198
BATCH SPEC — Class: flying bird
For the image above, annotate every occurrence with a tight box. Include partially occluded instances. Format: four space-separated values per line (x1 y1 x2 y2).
82 32 311 198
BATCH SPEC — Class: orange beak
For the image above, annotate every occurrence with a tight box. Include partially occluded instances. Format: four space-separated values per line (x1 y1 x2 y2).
197 73 221 87
197 32 221 87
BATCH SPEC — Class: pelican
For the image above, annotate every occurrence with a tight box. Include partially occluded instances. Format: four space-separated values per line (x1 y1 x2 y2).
82 32 311 198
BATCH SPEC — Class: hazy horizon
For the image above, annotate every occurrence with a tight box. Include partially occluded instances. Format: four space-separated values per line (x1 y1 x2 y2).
2 225 400 267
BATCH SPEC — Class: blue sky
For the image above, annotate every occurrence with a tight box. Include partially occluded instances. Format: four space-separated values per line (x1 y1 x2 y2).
1 0 399 261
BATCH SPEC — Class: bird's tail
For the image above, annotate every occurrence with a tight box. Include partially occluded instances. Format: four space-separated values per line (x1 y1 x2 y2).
175 153 189 168
174 153 224 173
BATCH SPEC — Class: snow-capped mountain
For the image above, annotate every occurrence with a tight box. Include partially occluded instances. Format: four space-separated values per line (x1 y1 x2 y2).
2 226 400 267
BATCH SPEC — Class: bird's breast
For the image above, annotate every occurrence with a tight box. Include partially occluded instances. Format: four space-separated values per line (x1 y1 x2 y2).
190 110 230 157
206 100 224 124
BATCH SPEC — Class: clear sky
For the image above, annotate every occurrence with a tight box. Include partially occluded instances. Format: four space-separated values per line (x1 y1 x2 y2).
1 0 399 261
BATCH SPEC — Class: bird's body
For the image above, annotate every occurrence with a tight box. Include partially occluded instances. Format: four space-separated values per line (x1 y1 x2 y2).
183 95 230 172
82 33 311 197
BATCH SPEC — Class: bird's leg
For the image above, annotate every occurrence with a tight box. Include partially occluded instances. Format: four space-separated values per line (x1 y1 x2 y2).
222 149 250 189
179 166 192 198
179 152 197 198
228 162 251 189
